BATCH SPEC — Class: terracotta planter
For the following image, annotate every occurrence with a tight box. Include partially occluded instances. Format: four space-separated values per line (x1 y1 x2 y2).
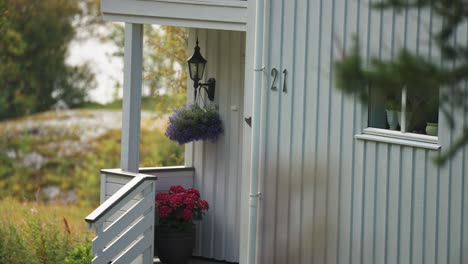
154 225 195 264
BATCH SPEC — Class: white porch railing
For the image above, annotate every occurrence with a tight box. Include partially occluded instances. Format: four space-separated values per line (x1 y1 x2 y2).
85 170 157 264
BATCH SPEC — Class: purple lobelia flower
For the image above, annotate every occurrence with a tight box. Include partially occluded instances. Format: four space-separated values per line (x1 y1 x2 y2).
165 104 224 144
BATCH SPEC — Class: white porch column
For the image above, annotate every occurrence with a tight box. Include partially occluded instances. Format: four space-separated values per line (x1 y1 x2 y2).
121 23 143 173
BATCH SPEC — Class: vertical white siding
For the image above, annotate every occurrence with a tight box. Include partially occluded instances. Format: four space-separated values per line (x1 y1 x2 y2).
186 29 245 263
257 0 468 263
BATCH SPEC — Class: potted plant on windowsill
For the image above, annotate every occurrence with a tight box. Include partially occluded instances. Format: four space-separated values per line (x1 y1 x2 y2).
154 185 209 264
385 96 400 130
165 104 223 145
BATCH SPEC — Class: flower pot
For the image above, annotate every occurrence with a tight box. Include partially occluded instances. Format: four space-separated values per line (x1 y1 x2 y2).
386 109 398 130
154 225 195 264
426 122 438 136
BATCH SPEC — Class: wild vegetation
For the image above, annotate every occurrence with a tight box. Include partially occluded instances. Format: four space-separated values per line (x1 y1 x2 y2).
0 108 185 263
0 109 185 206
0 198 93 264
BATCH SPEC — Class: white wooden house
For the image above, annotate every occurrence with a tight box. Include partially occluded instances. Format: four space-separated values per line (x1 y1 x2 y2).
86 0 468 264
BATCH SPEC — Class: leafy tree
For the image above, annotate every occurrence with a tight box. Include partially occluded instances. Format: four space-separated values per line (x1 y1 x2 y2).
103 24 188 97
144 26 188 95
0 0 96 120
335 0 468 165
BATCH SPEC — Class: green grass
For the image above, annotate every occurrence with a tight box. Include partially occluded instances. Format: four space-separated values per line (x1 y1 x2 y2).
0 198 93 264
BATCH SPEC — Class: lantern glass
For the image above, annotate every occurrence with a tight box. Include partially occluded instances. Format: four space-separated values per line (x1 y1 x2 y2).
197 62 205 80
187 40 207 83
189 61 205 81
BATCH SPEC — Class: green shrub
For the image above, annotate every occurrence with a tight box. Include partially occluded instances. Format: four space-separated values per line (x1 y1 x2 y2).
65 240 93 264
24 212 73 263
0 203 90 264
0 223 29 264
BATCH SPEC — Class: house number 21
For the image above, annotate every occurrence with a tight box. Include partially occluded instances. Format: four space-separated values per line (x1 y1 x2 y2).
270 68 288 92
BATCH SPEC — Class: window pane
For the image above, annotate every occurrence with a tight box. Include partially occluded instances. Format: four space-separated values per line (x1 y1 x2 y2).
367 86 439 137
406 89 439 136
368 89 388 129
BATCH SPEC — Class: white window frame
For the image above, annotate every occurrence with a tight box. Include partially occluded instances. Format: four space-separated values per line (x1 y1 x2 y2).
356 87 441 150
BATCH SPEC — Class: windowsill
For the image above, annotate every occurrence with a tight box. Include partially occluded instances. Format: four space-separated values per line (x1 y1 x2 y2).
355 128 441 150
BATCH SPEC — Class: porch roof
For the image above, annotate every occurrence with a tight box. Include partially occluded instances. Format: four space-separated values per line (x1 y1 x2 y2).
101 0 248 31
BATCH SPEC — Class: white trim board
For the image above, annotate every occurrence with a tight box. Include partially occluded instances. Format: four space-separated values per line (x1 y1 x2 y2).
355 134 441 150
101 0 247 31
362 127 438 143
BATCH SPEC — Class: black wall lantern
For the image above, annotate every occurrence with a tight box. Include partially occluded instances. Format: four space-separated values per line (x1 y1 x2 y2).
187 39 216 101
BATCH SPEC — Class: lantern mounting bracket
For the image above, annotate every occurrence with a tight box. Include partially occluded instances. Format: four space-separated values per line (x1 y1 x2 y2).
197 78 216 102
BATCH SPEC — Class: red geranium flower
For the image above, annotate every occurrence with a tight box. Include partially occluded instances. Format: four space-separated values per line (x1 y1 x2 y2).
156 192 169 204
155 185 209 230
186 188 200 199
169 185 185 194
184 196 195 207
169 193 185 208
182 208 193 220
199 200 209 210
158 206 172 218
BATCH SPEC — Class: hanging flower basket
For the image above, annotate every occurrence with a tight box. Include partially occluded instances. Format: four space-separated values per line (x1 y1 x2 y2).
165 104 223 144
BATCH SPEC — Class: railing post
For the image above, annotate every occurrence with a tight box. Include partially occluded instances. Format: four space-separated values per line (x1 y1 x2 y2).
91 222 104 257
144 180 156 264
142 229 153 264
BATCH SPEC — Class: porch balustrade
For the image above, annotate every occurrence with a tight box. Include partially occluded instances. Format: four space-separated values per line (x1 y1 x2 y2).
86 170 156 264
86 167 194 264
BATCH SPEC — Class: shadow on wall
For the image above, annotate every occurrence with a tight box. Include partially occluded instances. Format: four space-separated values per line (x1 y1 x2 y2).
262 160 330 263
